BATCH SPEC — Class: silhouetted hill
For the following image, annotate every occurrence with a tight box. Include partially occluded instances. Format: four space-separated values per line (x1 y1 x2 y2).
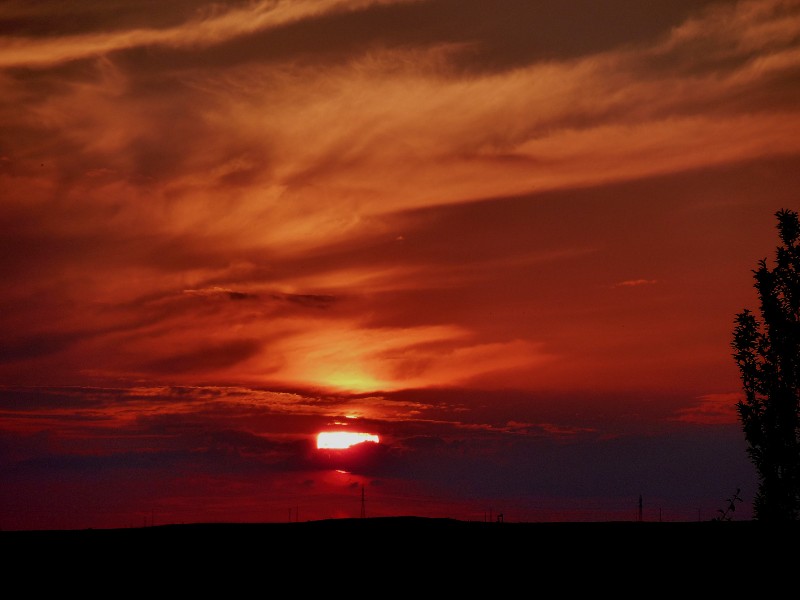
4 517 798 587
4 514 791 538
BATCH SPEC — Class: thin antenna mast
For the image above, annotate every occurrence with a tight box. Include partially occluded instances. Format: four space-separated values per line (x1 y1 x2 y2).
638 494 643 522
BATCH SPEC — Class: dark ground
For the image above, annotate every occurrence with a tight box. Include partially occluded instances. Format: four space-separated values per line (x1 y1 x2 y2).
3 517 798 590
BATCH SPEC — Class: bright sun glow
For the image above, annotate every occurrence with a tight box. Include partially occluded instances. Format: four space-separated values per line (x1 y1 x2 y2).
316 431 380 449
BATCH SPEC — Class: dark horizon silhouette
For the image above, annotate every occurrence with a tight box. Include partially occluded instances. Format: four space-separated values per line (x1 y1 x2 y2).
7 516 800 580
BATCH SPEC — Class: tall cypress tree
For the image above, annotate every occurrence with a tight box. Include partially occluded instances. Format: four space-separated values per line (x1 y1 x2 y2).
732 208 800 521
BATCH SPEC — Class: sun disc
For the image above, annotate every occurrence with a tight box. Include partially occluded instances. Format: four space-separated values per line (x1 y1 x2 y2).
316 431 380 449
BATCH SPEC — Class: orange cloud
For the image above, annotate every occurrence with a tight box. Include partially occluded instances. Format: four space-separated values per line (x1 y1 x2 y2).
673 393 742 425
4 0 799 262
0 0 421 67
1 0 798 397
615 279 659 287
234 320 552 393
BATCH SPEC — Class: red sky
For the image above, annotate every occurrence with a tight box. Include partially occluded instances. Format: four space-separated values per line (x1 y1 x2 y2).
2 0 799 530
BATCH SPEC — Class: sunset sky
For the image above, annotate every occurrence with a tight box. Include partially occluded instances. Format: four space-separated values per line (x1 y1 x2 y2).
2 0 800 530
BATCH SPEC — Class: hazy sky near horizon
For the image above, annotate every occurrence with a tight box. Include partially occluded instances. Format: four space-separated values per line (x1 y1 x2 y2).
2 0 799 529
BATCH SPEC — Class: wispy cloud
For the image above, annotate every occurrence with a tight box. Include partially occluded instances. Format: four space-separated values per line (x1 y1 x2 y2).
183 286 258 300
0 0 420 67
673 393 742 425
4 0 799 257
615 279 659 288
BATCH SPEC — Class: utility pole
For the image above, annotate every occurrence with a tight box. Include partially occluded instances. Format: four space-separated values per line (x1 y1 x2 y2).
638 494 643 522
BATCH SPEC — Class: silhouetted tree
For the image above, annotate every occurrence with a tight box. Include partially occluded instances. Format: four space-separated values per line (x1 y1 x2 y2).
714 487 742 522
732 208 800 521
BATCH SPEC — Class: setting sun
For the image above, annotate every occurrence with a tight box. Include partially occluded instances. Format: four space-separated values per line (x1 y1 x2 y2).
316 431 380 449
